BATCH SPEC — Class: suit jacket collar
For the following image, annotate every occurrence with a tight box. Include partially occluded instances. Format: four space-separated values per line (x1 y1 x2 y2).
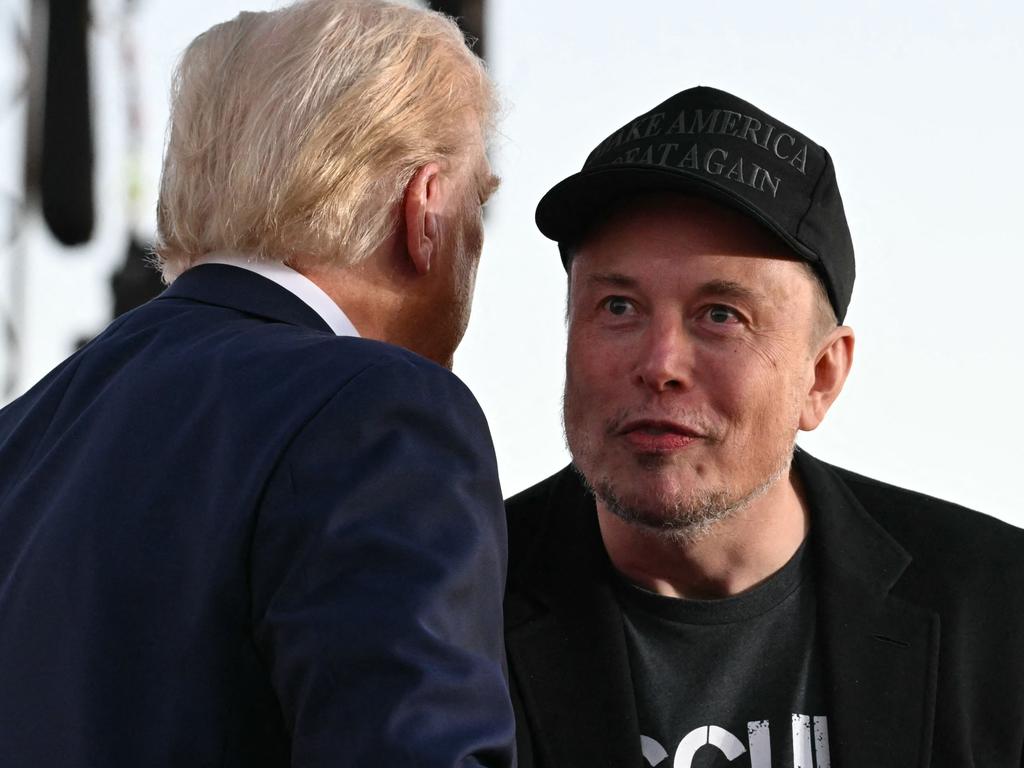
158 264 333 334
507 452 939 768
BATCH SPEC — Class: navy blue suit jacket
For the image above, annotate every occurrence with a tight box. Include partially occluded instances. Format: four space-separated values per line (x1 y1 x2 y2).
0 264 515 767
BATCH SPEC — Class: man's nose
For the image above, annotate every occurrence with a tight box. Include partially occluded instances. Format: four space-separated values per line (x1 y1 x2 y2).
632 316 694 393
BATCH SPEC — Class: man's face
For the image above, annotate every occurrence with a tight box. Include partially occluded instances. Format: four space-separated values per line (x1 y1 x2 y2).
563 195 825 538
432 118 498 367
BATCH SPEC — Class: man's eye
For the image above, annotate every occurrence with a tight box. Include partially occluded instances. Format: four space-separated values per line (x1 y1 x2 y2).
603 296 635 316
707 306 739 324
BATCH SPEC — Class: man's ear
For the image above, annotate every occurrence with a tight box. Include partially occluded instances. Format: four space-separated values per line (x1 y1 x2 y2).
403 162 443 276
800 326 855 431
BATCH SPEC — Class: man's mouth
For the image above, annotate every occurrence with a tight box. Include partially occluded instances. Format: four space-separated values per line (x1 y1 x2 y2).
616 419 704 453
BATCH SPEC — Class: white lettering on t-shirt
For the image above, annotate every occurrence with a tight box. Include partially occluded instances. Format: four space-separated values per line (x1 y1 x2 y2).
641 715 831 767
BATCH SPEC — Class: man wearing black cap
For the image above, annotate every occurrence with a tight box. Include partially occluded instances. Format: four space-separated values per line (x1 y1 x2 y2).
505 86 1024 768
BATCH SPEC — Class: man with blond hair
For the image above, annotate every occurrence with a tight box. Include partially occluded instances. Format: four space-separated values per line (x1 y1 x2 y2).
0 1 514 766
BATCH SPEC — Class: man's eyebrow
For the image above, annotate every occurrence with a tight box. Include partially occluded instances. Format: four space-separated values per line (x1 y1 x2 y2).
584 272 638 289
479 173 501 203
695 279 765 303
581 274 766 302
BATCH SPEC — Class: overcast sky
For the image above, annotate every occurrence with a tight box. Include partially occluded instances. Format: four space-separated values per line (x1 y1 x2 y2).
2 0 1022 525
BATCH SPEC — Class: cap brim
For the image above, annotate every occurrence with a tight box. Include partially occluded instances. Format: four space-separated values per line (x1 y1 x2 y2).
535 165 820 270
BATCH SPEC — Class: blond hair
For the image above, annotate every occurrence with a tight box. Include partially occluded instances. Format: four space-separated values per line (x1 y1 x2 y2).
155 0 495 281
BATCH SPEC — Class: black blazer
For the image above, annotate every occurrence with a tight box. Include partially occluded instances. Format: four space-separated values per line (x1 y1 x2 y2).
505 450 1024 767
0 264 515 767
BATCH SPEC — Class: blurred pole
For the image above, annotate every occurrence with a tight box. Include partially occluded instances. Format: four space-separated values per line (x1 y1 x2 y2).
2 198 27 402
109 0 163 318
23 0 46 207
38 0 95 247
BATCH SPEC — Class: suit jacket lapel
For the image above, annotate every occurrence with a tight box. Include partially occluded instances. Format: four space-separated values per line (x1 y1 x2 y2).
158 263 333 334
798 451 939 768
506 469 643 768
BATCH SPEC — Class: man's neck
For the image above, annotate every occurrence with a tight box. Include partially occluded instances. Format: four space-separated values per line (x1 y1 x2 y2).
597 469 810 600
290 248 454 368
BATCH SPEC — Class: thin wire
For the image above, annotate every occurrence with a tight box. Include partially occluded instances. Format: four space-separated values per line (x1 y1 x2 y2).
2 195 27 401
119 0 144 236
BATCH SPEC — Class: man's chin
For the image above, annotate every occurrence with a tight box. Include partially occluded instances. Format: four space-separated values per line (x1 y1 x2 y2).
588 454 793 543
595 480 736 540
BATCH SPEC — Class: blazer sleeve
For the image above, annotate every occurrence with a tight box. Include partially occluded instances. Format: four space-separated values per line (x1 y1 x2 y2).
250 356 516 768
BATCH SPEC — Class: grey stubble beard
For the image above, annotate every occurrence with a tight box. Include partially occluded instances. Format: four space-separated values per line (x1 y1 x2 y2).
579 450 794 546
564 397 796 546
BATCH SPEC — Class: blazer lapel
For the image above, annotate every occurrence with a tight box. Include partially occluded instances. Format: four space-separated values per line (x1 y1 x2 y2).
158 263 333 334
798 451 940 768
506 469 643 768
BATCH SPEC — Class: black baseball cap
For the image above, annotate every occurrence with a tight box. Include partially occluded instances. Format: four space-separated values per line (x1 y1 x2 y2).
535 86 855 322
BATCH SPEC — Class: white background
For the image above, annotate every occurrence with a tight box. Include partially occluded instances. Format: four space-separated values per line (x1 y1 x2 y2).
2 0 1022 525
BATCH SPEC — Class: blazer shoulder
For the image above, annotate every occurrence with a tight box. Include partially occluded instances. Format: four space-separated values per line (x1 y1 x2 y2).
246 331 487 421
504 466 587 583
832 463 1024 573
278 332 463 383
144 287 479 405
346 342 488 421
277 340 495 475
331 338 477 392
505 466 579 529
506 469 568 515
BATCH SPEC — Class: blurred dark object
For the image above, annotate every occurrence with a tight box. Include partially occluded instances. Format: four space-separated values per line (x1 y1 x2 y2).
428 0 485 59
111 238 163 317
40 0 95 246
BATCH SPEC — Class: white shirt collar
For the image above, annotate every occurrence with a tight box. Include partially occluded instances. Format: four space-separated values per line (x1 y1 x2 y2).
194 252 359 338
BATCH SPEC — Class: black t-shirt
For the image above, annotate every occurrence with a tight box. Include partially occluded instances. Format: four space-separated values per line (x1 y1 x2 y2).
614 540 831 768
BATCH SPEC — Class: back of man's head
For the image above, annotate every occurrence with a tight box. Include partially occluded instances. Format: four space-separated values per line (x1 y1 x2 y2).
155 0 495 282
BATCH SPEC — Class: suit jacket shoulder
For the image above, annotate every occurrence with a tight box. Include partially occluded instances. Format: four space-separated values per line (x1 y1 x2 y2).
506 468 571 561
824 460 1024 597
834 462 1024 551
